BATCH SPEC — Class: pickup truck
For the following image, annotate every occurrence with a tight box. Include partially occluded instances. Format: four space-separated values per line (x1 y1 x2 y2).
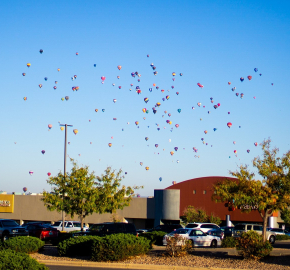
233 223 276 244
51 220 89 232
0 219 29 241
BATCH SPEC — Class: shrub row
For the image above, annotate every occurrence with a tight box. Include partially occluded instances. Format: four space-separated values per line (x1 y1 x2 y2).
276 234 290 240
0 249 48 270
221 236 238 248
58 233 150 261
0 237 44 254
139 231 167 247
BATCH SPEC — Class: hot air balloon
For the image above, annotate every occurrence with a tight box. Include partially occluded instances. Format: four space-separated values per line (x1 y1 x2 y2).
240 93 244 98
254 68 258 72
159 177 162 181
48 124 52 129
61 97 64 101
53 86 57 90
153 71 158 75
39 49 43 54
174 147 178 151
23 187 27 192
145 137 149 141
145 167 149 170
240 77 244 82
95 109 98 113
236 93 239 97
247 149 250 153
22 73 26 76
29 171 33 175
170 151 174 156
135 121 139 125
247 75 252 80
23 97 27 101
177 109 181 113
108 143 112 147
94 64 96 67
118 86 121 89
65 96 69 100
254 142 258 146
41 150 45 154
140 162 143 166
39 84 42 88
101 76 106 82
204 130 208 134
197 102 201 107
73 129 78 135
57 68 60 72
176 92 179 95
213 128 217 131
156 102 161 107
136 89 141 94
144 97 149 103
172 72 176 76
44 77 48 81
175 124 179 128
117 65 122 70
113 118 117 120
234 150 237 154
155 144 158 148
47 172 51 176
228 82 231 85
60 127 64 131
113 99 117 103
27 63 31 68
233 141 236 144
227 122 232 128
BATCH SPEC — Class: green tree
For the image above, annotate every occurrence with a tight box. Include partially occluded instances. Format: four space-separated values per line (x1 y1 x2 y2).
181 205 221 225
212 139 290 242
42 159 139 230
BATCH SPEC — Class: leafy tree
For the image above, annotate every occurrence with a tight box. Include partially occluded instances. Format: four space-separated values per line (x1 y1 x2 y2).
181 205 221 225
42 159 139 230
212 139 290 242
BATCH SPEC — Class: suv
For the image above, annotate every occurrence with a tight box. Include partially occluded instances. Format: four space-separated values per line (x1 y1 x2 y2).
233 224 276 244
0 219 29 241
267 228 290 236
52 221 89 232
185 223 220 233
79 222 137 236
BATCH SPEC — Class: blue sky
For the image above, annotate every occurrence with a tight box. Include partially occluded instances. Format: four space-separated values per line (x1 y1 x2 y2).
0 0 289 196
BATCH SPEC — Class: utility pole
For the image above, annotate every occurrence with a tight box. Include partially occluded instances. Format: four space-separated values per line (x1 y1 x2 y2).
60 124 73 232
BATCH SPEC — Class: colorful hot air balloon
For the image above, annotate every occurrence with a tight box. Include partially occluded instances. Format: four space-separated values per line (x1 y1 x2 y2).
155 144 158 148
22 73 26 76
145 137 149 141
95 109 98 112
60 127 64 131
108 143 112 147
135 121 139 125
227 122 232 128
145 166 149 170
27 63 31 68
175 124 179 128
170 151 174 156
117 65 122 70
174 147 178 151
247 75 252 80
29 171 33 175
240 77 244 82
47 172 51 176
41 150 45 154
247 149 250 153
113 99 117 103
73 129 78 135
204 130 208 134
48 124 52 129
254 142 258 146
38 84 42 88
65 96 69 100
234 150 237 154
23 97 27 101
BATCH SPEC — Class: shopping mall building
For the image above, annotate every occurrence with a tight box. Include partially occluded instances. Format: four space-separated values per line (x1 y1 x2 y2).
0 176 284 228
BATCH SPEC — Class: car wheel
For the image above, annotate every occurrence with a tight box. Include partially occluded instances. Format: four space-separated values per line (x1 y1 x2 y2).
269 235 275 244
2 233 9 241
210 240 217 248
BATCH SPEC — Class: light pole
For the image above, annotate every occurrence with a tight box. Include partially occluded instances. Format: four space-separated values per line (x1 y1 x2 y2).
60 124 73 232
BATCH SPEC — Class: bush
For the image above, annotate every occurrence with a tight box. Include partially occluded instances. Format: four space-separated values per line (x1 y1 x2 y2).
236 231 273 259
139 231 167 247
221 236 238 248
58 235 99 257
2 237 44 254
0 249 48 270
91 233 150 261
52 231 74 246
276 234 290 240
165 234 192 257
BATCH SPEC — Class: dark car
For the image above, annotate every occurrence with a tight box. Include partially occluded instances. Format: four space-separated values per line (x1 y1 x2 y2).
0 219 29 241
207 228 224 240
21 222 58 241
220 226 235 237
148 224 183 233
76 222 137 237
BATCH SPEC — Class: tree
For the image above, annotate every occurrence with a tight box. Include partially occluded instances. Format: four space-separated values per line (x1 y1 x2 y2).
181 205 221 225
42 159 139 230
212 139 290 242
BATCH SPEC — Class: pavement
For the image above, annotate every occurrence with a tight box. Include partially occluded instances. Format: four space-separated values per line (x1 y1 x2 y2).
38 241 290 270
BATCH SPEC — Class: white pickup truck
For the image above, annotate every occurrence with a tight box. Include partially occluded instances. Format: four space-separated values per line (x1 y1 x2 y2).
233 223 276 244
52 221 89 232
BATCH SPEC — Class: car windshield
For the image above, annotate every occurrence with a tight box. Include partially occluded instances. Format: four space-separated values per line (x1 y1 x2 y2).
1 220 19 227
53 222 61 226
186 224 199 228
235 225 245 230
169 229 190 235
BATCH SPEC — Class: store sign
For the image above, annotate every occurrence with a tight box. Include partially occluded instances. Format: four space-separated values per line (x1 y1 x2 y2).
239 204 258 210
0 195 14 213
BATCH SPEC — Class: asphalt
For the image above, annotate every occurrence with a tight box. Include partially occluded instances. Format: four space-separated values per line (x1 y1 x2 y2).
38 241 290 270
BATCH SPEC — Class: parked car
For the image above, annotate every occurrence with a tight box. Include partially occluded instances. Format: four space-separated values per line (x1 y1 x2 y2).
136 229 148 235
148 224 183 233
21 222 58 241
76 222 137 236
233 223 276 244
51 221 89 232
267 228 290 236
185 223 220 233
220 226 235 237
163 228 194 245
207 228 224 240
0 219 29 241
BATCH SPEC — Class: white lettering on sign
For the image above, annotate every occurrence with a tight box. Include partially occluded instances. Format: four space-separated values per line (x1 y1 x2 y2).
0 200 11 207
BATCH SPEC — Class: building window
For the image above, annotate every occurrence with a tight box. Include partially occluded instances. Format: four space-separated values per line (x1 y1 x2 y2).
193 190 196 194
203 190 206 194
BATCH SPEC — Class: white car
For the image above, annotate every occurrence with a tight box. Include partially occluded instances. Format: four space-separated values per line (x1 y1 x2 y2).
163 228 221 248
52 221 89 232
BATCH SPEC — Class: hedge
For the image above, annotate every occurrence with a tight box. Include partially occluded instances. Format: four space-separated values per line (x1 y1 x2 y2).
139 231 167 247
2 237 44 254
